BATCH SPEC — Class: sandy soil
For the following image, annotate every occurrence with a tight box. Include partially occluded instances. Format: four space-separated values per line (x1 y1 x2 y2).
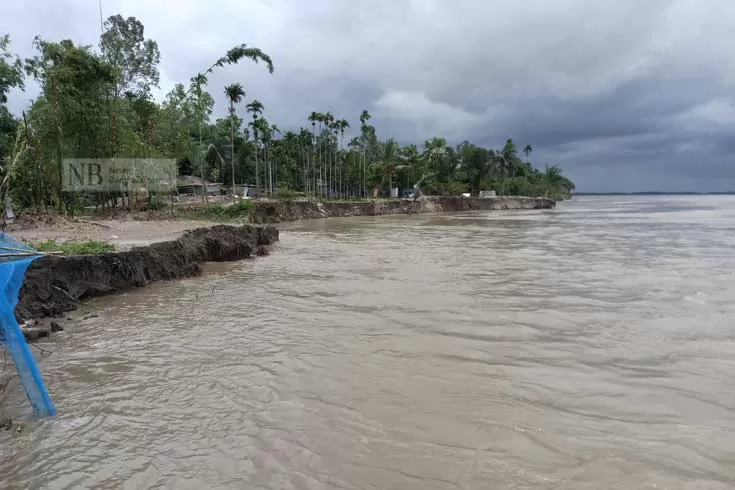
7 216 229 250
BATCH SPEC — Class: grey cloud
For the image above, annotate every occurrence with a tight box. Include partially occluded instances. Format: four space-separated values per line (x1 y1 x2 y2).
3 0 735 191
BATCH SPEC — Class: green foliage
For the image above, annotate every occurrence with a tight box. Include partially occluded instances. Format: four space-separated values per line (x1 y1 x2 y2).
184 200 254 221
148 195 167 210
444 180 470 196
100 14 161 98
275 187 303 201
0 106 18 167
29 239 115 255
1 15 575 216
0 34 24 104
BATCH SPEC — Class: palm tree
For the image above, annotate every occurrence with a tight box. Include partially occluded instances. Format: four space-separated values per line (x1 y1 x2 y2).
253 117 274 195
359 110 371 197
224 83 245 193
307 112 320 195
523 144 533 159
495 139 521 195
329 121 339 196
298 128 312 193
330 119 341 197
323 112 335 196
336 119 350 197
379 138 401 196
399 144 420 191
348 136 360 197
543 164 562 197
422 137 447 173
315 112 328 196
246 99 264 194
268 123 281 193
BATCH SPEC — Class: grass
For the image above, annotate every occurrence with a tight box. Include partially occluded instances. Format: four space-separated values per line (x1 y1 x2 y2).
29 239 116 255
317 197 381 204
176 197 391 223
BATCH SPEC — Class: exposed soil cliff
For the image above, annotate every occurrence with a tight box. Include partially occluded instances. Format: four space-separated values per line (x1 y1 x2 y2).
15 224 279 322
250 196 555 224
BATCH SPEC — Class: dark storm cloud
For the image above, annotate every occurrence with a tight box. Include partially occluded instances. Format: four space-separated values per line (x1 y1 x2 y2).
489 76 726 147
2 0 734 191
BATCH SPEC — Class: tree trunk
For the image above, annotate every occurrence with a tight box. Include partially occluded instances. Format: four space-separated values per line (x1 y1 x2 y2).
254 132 259 197
230 102 235 195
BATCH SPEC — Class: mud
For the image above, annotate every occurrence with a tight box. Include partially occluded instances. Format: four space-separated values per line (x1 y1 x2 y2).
249 196 555 224
15 224 279 322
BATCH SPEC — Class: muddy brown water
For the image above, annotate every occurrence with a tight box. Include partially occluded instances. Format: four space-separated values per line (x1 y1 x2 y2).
2 195 735 489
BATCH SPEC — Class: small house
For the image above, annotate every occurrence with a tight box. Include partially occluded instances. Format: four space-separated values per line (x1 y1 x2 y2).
177 175 221 196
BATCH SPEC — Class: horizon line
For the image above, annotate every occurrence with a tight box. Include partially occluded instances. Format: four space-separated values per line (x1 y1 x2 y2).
573 191 735 195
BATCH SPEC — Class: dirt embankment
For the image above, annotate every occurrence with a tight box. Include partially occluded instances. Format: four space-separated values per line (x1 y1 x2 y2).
10 216 232 251
249 196 555 224
15 224 279 322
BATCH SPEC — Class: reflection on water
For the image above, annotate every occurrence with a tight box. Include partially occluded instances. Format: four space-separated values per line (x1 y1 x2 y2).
2 195 735 489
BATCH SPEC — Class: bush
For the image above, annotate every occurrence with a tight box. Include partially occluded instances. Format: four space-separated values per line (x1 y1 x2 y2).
148 196 167 210
275 188 303 201
444 180 469 196
185 199 254 220
223 200 254 218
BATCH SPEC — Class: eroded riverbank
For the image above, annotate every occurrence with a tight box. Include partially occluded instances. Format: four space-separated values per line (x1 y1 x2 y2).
15 224 279 323
251 195 555 223
10 196 553 326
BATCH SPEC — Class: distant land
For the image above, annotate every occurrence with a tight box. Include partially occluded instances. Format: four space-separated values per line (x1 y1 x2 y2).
573 192 735 196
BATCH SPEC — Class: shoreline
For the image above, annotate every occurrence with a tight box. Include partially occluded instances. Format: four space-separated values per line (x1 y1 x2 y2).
11 195 554 328
15 224 279 327
3 196 551 417
248 195 555 224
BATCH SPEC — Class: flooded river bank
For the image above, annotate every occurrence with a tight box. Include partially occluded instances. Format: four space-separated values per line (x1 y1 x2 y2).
2 196 735 489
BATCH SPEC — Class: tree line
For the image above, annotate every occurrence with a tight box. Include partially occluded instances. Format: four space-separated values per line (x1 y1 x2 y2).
0 14 575 211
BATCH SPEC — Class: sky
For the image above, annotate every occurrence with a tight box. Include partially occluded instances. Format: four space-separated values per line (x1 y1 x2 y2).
2 0 734 192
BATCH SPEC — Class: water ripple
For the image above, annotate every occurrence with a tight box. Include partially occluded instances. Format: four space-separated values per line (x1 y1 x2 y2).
2 195 735 489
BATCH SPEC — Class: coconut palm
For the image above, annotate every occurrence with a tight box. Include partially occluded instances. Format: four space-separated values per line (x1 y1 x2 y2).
494 139 521 195
543 164 566 198
422 137 447 173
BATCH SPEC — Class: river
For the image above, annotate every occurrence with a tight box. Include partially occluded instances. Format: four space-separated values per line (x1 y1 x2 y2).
2 195 735 489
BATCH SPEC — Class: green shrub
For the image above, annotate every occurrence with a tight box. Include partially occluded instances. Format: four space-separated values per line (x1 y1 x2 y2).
148 196 167 210
183 199 254 220
444 180 470 196
275 188 303 201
